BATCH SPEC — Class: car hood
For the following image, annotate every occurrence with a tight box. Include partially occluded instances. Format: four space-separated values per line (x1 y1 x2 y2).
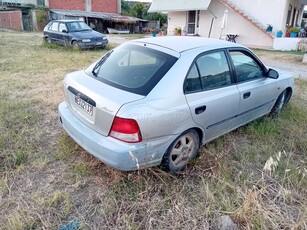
69 30 105 39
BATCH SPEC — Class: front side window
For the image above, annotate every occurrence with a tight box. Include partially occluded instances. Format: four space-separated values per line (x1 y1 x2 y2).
59 23 67 32
91 44 178 95
229 51 263 83
67 21 91 32
184 51 231 93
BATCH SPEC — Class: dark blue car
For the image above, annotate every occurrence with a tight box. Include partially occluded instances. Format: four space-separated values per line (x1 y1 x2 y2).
43 20 108 49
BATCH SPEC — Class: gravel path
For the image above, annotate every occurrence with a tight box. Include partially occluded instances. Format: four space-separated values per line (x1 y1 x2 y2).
261 57 307 79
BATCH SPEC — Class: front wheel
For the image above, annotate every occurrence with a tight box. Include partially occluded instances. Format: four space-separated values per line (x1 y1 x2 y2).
72 41 80 50
161 130 200 172
270 91 287 116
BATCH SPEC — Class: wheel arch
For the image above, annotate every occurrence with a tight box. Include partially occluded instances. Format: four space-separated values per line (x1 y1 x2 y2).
185 127 204 147
284 87 293 104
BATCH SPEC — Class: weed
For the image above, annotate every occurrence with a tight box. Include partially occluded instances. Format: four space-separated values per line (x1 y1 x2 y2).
56 133 78 160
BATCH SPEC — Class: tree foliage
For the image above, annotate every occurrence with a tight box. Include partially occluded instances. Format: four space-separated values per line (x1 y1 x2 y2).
121 0 167 24
131 2 144 18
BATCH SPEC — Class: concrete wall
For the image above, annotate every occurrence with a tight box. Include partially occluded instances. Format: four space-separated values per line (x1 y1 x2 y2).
167 0 274 49
273 37 300 50
0 11 23 30
48 0 118 13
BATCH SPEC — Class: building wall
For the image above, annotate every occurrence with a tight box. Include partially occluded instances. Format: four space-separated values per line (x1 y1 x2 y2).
227 0 287 33
167 11 186 35
227 0 304 34
91 0 118 13
0 11 23 31
168 0 274 49
48 0 118 13
49 0 86 11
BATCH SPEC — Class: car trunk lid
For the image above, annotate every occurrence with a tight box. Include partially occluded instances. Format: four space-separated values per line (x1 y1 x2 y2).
63 70 144 136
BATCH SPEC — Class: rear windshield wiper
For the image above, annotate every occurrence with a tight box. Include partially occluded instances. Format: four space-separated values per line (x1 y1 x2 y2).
92 50 113 77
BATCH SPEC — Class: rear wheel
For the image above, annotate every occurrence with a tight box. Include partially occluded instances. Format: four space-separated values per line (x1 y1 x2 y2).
270 90 287 116
45 37 51 43
161 130 200 172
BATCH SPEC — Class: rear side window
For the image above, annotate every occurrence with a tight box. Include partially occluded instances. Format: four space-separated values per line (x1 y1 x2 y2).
184 50 231 93
50 22 59 31
93 44 178 96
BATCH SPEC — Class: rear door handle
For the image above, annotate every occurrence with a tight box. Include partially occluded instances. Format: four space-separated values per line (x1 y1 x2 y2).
195 105 207 115
243 92 251 99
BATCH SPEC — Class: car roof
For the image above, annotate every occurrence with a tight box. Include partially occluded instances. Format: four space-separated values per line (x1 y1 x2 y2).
51 19 83 23
132 36 245 53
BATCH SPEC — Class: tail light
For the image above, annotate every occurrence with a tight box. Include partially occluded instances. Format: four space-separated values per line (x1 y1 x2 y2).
109 116 142 143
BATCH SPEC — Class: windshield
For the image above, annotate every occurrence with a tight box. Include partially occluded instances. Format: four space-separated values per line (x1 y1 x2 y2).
67 21 91 32
91 44 178 96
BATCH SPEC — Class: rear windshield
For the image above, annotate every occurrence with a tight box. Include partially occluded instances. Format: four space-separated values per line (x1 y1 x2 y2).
91 44 178 96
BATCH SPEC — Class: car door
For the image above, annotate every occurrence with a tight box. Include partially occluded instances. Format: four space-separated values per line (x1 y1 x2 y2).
228 49 278 124
48 21 59 43
184 50 240 142
58 22 70 46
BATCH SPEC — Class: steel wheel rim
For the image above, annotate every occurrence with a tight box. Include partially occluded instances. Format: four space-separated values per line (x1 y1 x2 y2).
170 134 195 168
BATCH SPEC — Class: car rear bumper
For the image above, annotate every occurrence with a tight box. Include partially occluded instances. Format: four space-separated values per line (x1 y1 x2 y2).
58 102 170 171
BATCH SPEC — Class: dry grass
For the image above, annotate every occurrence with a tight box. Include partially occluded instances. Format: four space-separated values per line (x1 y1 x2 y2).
0 31 306 229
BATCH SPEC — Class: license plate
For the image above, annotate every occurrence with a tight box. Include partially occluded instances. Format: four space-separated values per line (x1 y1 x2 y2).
75 96 93 115
96 42 102 45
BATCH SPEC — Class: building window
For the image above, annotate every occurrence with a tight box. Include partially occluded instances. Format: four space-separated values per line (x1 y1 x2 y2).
187 11 196 34
292 8 297 26
37 0 45 6
286 4 292 26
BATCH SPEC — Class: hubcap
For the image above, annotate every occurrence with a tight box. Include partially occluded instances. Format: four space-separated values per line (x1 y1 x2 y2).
170 135 194 167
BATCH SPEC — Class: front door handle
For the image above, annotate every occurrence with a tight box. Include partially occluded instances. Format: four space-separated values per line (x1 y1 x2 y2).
195 105 207 115
243 92 251 99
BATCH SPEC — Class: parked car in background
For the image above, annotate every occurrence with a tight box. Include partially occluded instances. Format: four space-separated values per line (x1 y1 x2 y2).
58 37 294 172
43 20 108 49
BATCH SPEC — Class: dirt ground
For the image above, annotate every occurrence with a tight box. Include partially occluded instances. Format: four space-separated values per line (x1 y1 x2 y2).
260 55 307 79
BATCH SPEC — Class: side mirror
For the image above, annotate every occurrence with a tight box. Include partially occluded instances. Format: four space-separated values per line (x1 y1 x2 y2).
267 68 279 79
62 29 68 33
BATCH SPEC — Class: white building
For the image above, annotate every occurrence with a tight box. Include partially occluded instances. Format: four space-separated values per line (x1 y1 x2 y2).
149 0 307 49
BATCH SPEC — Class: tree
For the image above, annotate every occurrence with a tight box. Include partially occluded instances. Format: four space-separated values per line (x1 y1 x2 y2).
131 2 144 18
145 12 167 24
121 0 131 15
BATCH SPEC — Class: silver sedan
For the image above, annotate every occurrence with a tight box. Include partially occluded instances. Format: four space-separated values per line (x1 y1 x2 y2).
58 36 294 172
